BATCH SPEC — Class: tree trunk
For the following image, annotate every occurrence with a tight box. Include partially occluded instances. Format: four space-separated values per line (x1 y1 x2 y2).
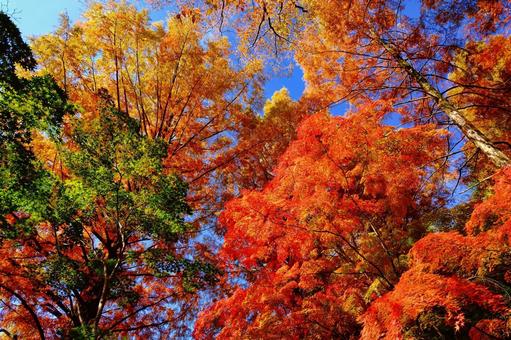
378 36 510 168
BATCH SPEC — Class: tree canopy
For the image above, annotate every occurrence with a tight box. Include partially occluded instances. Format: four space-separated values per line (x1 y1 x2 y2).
2 1 511 338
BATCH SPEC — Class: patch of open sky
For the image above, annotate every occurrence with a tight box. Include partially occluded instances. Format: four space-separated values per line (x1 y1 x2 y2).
263 61 305 101
142 0 176 22
402 1 421 19
329 101 351 117
9 0 82 38
382 111 403 127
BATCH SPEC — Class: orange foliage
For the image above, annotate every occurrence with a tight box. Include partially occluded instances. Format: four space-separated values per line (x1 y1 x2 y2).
194 102 449 338
196 0 511 167
361 168 511 338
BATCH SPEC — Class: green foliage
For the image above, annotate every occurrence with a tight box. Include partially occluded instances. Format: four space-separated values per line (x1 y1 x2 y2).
0 11 36 85
0 12 71 233
143 248 221 291
61 98 192 242
404 307 456 340
41 255 87 291
64 325 95 340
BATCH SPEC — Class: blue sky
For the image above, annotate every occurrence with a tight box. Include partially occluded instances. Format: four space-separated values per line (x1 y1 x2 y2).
10 0 83 36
